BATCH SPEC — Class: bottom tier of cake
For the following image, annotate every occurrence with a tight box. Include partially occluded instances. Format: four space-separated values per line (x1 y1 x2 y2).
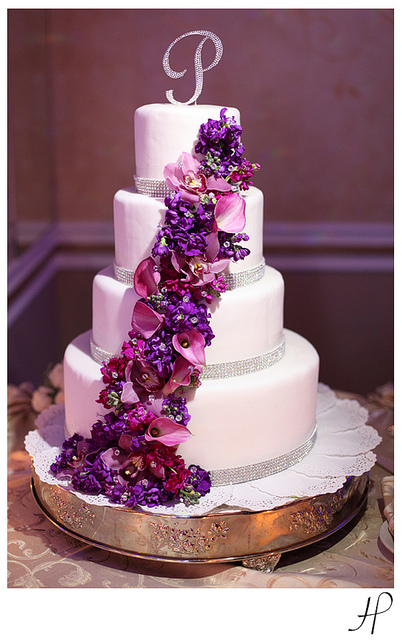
63 329 319 481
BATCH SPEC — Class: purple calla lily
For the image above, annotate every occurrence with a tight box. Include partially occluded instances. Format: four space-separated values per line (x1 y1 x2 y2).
145 416 192 446
172 329 206 365
205 231 220 262
162 356 202 394
134 257 160 298
131 300 164 338
214 192 246 233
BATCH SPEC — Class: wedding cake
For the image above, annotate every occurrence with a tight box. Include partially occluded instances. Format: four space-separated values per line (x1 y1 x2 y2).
54 102 319 508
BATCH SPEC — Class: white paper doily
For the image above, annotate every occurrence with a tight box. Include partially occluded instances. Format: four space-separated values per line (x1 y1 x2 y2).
25 383 381 517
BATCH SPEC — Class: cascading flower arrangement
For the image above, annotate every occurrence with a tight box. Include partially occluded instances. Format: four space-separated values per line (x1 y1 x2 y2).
51 109 260 508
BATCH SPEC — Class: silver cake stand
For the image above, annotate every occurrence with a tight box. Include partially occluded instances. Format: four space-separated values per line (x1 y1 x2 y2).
31 471 369 572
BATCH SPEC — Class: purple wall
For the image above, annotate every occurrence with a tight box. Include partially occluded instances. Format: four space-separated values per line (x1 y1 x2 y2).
8 9 393 395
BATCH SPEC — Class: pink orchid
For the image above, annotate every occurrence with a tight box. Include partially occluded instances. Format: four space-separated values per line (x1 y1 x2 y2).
214 192 246 233
101 448 148 484
162 356 202 394
121 359 164 405
186 255 230 286
131 300 164 338
134 257 160 298
170 245 229 288
164 152 231 203
145 416 192 447
172 329 206 365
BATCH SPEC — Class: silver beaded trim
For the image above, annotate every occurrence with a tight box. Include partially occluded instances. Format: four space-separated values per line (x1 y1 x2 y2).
222 261 265 290
90 334 285 380
209 425 317 486
113 260 266 291
113 262 135 287
200 339 285 380
90 337 116 365
134 176 173 198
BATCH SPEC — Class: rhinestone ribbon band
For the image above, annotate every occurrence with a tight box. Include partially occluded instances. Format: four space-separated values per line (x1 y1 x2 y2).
90 335 285 379
209 425 317 486
200 339 285 380
134 176 174 198
90 338 115 366
113 260 266 291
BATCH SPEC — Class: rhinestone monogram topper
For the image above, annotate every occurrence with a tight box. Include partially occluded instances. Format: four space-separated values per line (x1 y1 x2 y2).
163 30 223 105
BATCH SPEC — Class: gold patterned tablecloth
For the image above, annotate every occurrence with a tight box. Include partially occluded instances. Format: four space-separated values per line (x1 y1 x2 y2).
7 392 393 588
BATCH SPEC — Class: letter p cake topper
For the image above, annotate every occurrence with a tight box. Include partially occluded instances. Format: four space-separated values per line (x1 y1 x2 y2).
163 31 223 106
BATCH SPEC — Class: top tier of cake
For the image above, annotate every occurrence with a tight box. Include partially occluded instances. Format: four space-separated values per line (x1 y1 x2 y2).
134 104 240 180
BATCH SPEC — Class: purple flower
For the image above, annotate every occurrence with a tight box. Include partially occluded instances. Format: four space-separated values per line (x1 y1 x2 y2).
124 484 146 508
188 464 212 495
162 394 191 426
71 471 103 495
163 295 214 345
216 231 250 262
195 109 245 179
121 357 165 404
142 330 174 376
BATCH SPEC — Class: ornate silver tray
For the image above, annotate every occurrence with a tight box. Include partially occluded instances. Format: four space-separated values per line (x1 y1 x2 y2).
31 471 369 571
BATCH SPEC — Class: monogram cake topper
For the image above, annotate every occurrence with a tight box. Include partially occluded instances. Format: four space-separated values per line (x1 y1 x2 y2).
163 30 223 105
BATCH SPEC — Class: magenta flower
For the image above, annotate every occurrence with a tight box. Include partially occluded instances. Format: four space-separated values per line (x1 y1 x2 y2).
134 257 160 298
131 300 164 338
172 329 206 365
162 356 202 394
121 359 164 404
214 192 246 233
165 466 192 495
120 381 140 404
145 416 192 446
164 152 231 203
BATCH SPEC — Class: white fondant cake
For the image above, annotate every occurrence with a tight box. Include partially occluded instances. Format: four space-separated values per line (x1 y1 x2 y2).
62 103 319 498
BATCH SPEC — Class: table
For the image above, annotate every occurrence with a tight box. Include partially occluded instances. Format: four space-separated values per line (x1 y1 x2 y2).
7 389 393 588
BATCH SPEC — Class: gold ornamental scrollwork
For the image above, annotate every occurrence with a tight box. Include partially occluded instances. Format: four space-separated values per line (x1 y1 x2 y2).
150 521 229 555
48 487 96 530
289 487 347 535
